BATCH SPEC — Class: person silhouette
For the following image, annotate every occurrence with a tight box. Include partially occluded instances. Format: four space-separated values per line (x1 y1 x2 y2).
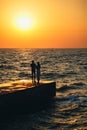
30 60 36 84
36 62 40 84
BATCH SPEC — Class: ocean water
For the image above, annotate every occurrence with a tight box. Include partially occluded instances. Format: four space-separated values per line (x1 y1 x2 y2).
0 48 87 130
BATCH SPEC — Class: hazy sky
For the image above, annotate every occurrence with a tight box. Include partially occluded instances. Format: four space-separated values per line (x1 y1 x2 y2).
0 0 87 48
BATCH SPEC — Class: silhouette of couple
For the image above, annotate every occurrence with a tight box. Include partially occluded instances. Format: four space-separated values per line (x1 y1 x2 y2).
31 60 40 84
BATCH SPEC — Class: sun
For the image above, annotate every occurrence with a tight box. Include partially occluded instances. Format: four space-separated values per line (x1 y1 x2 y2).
16 16 32 29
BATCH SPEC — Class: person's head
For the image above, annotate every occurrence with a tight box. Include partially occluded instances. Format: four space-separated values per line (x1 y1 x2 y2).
37 62 40 65
32 60 34 63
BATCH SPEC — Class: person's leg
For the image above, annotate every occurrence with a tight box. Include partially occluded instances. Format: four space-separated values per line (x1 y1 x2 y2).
37 71 40 84
33 71 36 83
32 72 33 83
32 70 35 84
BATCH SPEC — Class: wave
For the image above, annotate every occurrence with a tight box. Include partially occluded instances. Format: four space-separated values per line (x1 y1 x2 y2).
55 93 79 103
0 64 16 70
20 62 29 67
71 82 86 86
57 85 72 92
19 72 30 78
56 81 86 93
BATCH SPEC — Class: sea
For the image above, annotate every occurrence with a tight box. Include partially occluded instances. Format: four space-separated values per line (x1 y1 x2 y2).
0 48 87 130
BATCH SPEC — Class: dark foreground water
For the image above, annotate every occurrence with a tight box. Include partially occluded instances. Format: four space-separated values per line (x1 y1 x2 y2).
0 48 87 130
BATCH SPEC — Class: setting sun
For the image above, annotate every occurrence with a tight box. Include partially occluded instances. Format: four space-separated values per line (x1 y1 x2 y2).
16 16 32 29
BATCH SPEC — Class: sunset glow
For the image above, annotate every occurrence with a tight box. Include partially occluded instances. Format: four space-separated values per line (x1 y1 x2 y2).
0 0 87 48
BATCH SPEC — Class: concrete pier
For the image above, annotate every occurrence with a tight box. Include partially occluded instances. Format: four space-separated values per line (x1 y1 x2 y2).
0 80 56 114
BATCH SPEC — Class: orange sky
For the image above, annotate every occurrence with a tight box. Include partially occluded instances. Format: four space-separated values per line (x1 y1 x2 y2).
0 0 87 48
